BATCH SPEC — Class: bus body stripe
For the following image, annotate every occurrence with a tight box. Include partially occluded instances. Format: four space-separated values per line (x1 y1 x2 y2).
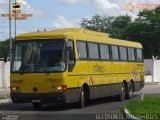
89 76 94 85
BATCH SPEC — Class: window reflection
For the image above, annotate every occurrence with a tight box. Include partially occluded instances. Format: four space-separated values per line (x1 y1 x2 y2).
12 40 66 72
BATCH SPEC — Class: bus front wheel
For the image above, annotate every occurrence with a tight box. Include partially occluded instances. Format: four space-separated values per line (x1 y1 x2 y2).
78 87 85 108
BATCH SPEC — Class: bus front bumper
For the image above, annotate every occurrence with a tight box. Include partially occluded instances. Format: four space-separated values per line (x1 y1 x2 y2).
10 91 80 104
11 92 66 104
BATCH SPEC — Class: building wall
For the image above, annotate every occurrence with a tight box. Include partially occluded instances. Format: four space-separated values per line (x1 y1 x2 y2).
153 60 160 82
0 62 3 88
0 61 10 89
144 59 160 83
144 59 153 75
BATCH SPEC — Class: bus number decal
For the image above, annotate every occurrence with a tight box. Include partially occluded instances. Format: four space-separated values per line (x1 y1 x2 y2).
93 64 105 73
11 80 23 83
45 78 62 83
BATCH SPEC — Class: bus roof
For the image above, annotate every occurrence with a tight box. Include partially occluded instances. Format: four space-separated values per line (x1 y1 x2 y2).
16 28 142 48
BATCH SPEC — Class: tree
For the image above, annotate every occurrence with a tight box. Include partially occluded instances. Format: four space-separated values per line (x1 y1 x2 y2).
80 6 160 58
0 39 10 58
80 14 131 38
125 7 160 58
109 15 131 39
80 15 114 33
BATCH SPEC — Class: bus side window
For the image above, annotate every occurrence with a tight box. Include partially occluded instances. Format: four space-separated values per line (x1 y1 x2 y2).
99 44 110 60
128 48 135 61
67 40 76 72
77 41 87 59
111 45 119 60
88 42 99 60
136 49 143 61
119 46 127 61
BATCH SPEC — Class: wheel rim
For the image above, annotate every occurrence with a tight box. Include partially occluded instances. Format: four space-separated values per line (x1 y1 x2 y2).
129 86 133 97
81 90 85 107
121 85 125 99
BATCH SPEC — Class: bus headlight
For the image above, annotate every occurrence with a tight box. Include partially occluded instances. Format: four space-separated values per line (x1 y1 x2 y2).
12 87 16 91
50 86 63 92
11 86 21 92
57 86 62 90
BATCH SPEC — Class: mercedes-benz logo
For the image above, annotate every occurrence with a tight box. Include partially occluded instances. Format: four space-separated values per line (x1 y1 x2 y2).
33 87 38 92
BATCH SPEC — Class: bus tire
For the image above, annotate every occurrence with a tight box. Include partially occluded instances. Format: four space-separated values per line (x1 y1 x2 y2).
78 87 85 108
33 103 42 109
126 83 133 99
117 83 126 101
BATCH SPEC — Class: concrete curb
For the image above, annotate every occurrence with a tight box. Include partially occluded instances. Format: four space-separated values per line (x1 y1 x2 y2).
123 107 141 120
0 98 12 104
144 82 160 85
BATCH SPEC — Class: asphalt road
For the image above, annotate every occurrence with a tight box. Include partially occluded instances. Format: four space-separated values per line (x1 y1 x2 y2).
0 96 138 120
0 84 159 120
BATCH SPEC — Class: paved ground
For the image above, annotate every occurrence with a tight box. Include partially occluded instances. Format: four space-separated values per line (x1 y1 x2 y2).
0 97 129 120
140 84 160 95
0 89 10 98
0 84 159 120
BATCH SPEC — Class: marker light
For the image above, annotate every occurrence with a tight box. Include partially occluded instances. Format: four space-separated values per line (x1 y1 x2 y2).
62 85 67 92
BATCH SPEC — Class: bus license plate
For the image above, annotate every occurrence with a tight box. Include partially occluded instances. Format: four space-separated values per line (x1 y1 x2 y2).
32 99 41 103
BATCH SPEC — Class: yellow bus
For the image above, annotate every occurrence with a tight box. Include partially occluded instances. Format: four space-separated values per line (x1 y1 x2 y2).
10 28 144 108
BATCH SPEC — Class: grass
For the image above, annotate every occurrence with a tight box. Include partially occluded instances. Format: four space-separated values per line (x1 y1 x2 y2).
125 96 160 120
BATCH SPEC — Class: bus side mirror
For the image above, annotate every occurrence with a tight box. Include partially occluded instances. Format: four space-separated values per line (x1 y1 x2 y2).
67 47 74 61
69 48 74 61
67 46 75 72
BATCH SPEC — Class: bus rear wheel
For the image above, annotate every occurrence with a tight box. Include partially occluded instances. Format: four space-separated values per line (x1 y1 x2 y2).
32 103 42 109
126 83 133 99
117 83 126 101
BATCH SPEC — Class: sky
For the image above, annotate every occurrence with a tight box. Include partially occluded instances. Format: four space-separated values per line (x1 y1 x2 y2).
0 0 160 41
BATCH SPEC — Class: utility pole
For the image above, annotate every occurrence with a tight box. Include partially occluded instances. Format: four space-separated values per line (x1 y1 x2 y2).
14 0 17 42
9 0 12 64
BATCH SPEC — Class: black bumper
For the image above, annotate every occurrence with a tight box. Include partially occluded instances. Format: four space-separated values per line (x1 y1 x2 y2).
11 92 67 104
11 89 80 104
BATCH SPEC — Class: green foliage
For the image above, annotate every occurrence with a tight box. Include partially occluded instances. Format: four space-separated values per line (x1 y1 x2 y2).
125 96 160 120
109 15 131 39
0 39 10 58
80 15 113 33
80 6 160 59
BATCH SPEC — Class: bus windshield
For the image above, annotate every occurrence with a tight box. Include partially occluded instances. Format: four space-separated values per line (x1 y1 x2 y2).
12 40 66 73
